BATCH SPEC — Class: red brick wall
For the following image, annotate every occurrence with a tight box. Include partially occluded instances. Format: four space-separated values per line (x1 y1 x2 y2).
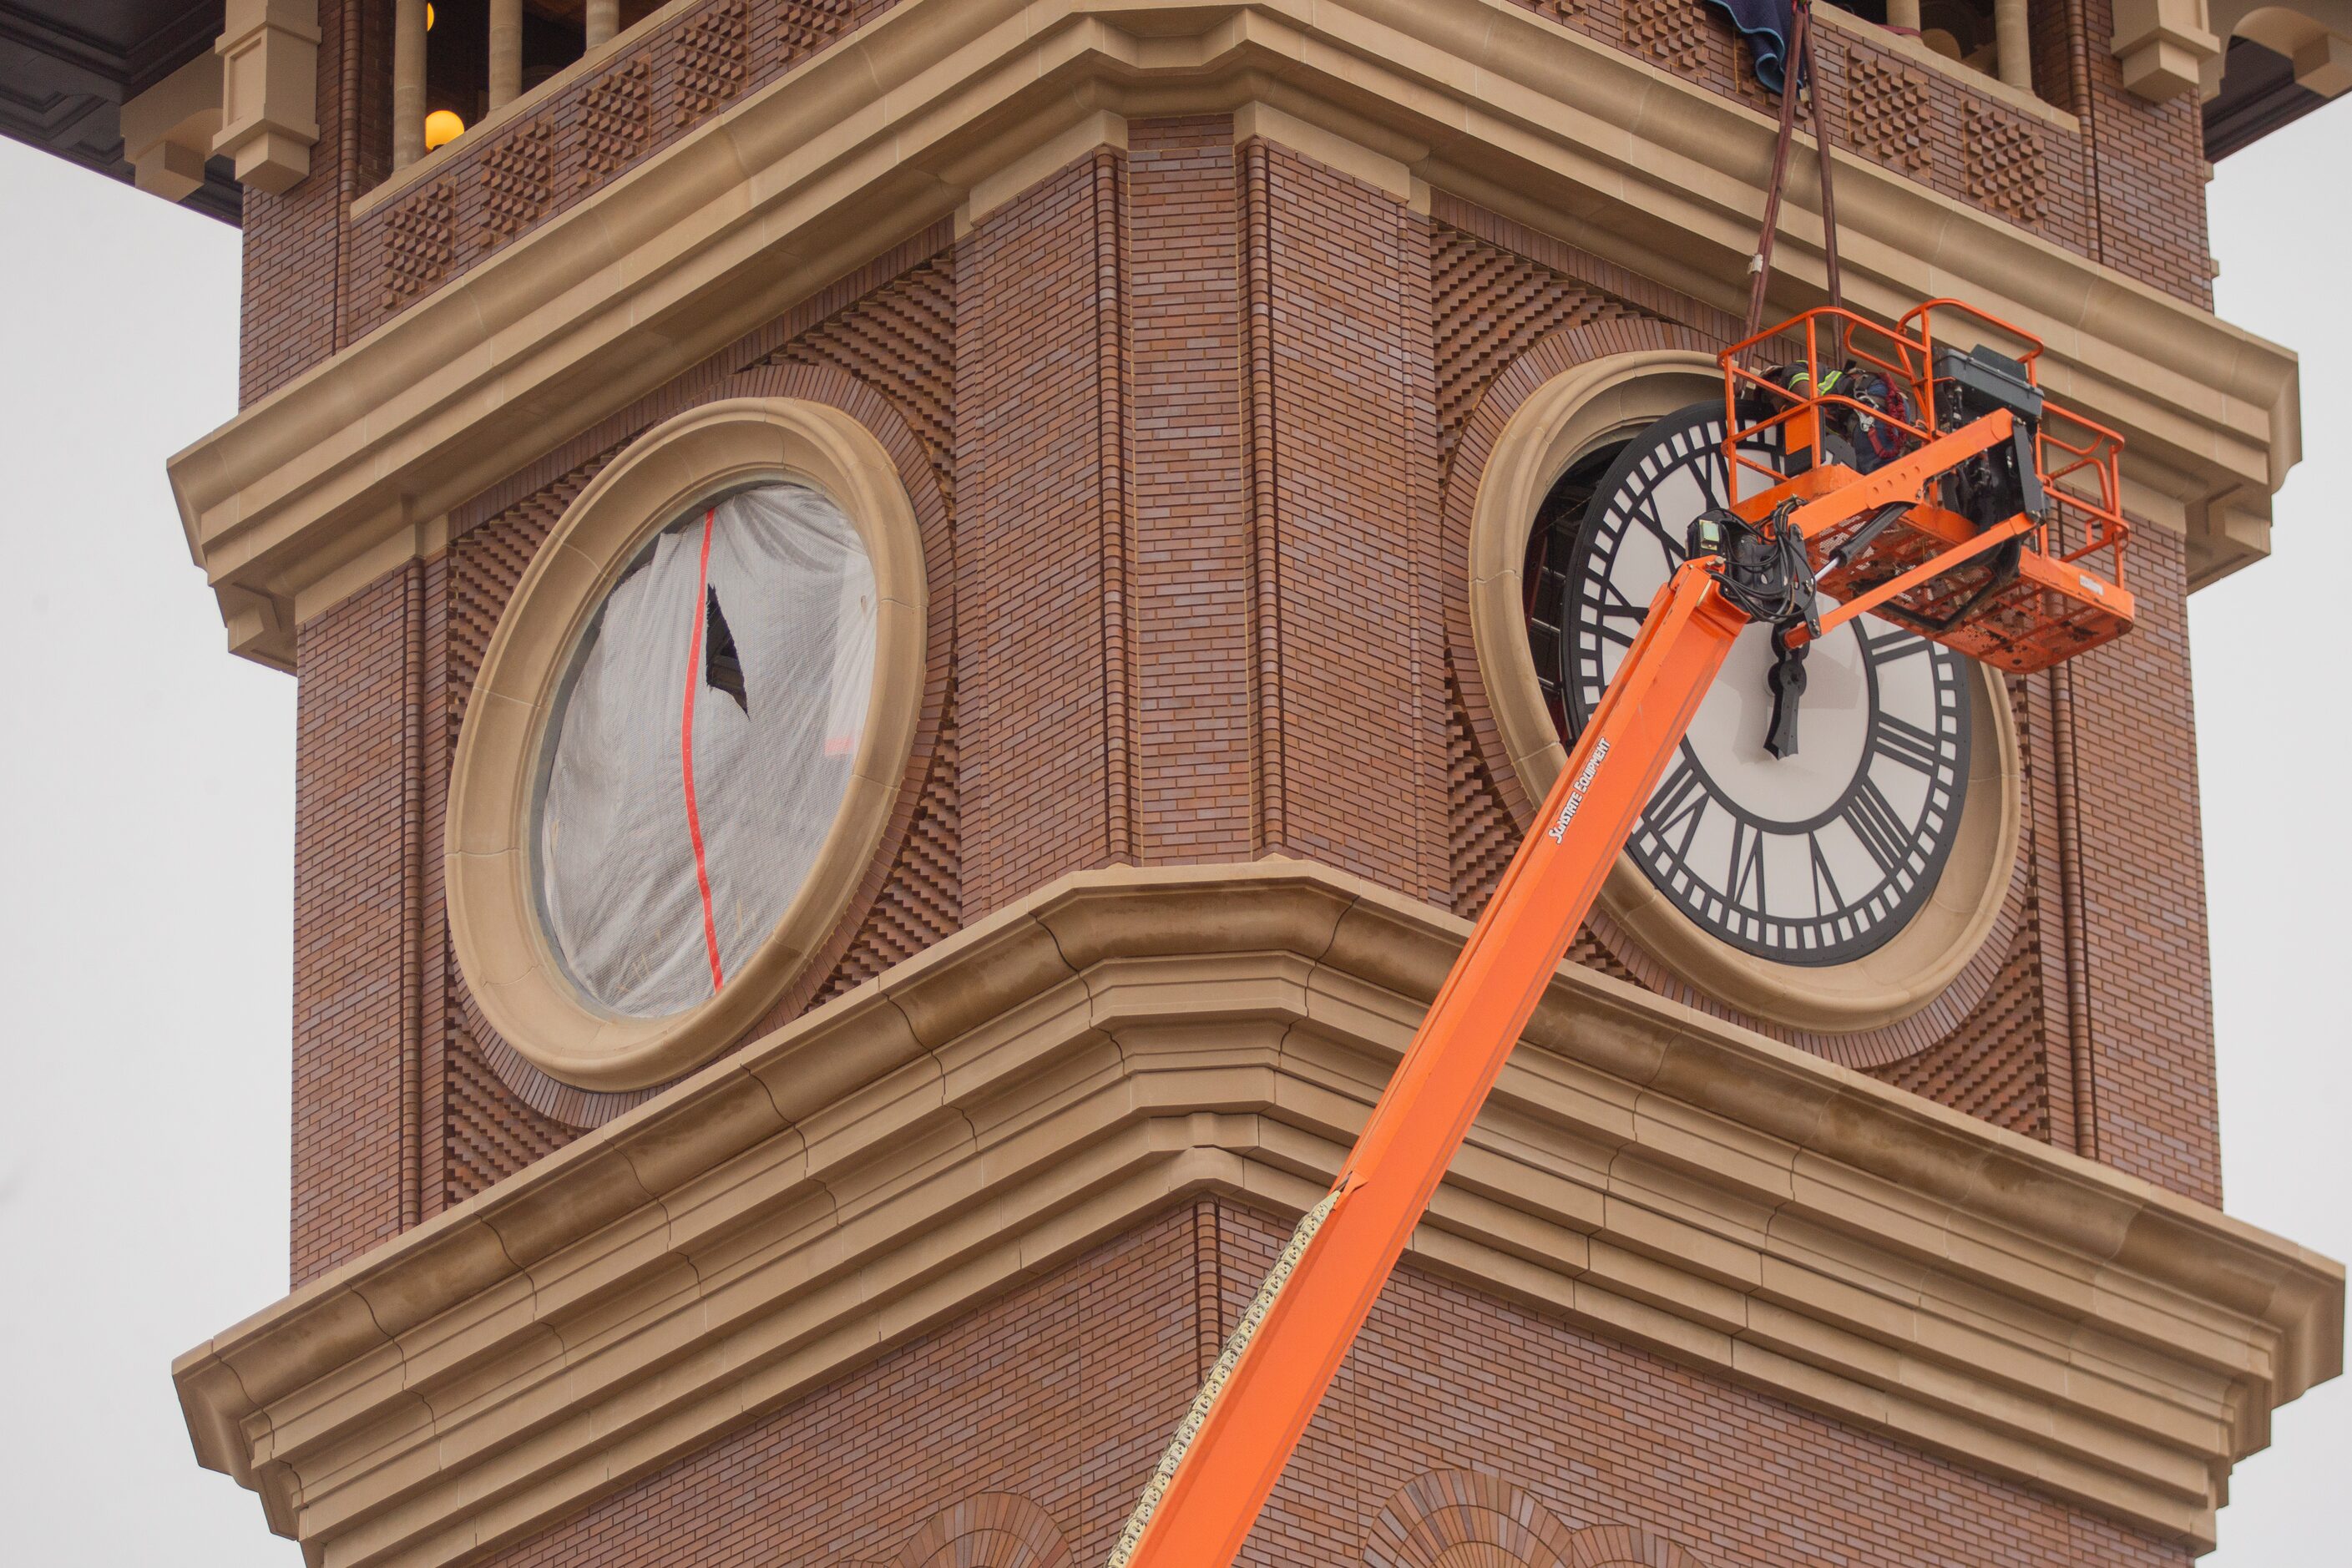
1129 117 1256 863
954 152 1136 910
289 564 422 1284
2076 0 2217 309
473 1200 2192 1568
237 0 353 405
2062 526 2222 1203
284 129 2223 1282
1246 142 1449 901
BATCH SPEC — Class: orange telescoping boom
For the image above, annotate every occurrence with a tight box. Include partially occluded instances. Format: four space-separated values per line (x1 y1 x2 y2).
1104 301 2135 1568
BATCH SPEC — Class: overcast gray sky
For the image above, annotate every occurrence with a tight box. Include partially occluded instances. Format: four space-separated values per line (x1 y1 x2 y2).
0 105 2343 1565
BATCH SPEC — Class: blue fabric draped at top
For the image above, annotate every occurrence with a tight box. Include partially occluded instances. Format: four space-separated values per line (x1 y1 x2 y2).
1704 0 1803 94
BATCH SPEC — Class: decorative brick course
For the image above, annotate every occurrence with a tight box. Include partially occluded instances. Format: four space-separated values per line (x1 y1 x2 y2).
340 0 895 352
478 120 554 250
574 55 653 188
1966 104 2049 225
1844 48 1935 176
1620 0 1709 73
378 179 457 311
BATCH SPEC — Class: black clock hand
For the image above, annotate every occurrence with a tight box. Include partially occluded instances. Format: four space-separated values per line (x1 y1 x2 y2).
704 585 747 715
1764 623 1807 760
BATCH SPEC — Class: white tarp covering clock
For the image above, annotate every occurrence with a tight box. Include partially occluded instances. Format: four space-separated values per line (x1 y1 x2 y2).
534 481 876 1017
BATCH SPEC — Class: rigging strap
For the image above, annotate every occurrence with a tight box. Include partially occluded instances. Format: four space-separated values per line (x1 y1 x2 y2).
1742 0 1844 346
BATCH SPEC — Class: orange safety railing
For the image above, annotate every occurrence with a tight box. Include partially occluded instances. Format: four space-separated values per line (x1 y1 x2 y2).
1714 301 2134 674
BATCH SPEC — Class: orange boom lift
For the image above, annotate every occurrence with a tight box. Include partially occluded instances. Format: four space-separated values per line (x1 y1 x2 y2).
1104 298 2134 1568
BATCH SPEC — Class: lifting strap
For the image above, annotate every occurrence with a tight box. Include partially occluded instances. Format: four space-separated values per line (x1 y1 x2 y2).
1742 0 1844 345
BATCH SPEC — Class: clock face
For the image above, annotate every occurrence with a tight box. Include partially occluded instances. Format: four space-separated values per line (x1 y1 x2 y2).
534 481 877 1017
1524 403 1971 966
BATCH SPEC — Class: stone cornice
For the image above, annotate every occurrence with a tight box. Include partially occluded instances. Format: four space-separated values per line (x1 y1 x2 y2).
175 862 2340 1567
171 0 2300 667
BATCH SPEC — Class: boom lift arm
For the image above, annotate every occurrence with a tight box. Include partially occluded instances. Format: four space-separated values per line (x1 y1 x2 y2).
1105 301 2135 1568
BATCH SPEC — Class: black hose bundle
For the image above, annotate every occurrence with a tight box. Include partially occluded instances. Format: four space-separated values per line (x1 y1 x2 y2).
1687 500 1820 635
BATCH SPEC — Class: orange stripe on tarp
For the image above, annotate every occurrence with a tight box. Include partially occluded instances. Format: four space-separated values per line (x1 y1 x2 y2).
681 508 724 993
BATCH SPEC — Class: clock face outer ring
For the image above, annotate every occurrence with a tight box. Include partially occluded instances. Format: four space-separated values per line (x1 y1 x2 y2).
1467 364 2021 1040
446 398 928 1092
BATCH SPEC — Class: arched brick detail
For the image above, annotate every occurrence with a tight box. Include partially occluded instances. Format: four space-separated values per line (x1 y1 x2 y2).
1366 1469 1581 1568
1439 317 2033 1072
883 1495 1071 1568
459 354 956 1127
1563 1523 1709 1568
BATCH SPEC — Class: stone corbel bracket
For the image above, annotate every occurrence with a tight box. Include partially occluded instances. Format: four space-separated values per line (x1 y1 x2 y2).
213 0 321 195
169 0 2302 670
2198 0 2352 101
2112 0 2223 100
121 51 225 203
175 862 2340 1568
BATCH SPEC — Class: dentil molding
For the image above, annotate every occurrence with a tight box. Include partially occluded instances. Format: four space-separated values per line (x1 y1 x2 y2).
175 862 2341 1568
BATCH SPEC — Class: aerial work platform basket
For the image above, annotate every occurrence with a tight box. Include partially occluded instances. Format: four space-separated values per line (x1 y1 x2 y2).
1719 299 2134 674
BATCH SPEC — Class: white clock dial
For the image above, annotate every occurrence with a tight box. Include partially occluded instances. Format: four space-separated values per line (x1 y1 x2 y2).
1524 403 1970 965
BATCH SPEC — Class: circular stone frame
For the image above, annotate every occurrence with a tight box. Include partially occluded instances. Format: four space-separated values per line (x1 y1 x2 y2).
1467 351 2021 1037
447 397 928 1092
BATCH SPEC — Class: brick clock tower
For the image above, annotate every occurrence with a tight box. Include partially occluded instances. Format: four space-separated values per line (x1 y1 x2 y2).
95 2 2340 1566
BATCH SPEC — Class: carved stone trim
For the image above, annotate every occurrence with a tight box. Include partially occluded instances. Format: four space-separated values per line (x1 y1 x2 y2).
175 864 2341 1567
170 0 2298 667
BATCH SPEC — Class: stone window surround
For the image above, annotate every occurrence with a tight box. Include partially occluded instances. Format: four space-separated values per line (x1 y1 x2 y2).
1464 348 2023 1039
445 397 928 1092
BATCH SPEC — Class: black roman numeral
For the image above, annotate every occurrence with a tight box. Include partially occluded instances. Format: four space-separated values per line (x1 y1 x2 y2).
1844 778 1910 874
1728 821 1766 913
1808 834 1847 915
1861 625 1930 662
1871 713 1945 775
1646 757 1708 857
1589 578 1645 648
1631 495 1687 569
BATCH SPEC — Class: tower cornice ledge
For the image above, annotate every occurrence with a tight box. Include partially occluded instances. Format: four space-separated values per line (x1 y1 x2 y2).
169 0 2299 669
173 862 2341 1568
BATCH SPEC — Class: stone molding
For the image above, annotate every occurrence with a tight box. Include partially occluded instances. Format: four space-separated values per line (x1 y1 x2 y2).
443 397 929 1091
175 862 2341 1567
169 0 2300 666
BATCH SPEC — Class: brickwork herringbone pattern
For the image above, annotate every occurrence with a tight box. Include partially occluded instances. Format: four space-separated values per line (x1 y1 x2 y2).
768 255 959 508
1429 227 1631 474
1864 890 2051 1138
812 686 962 1004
